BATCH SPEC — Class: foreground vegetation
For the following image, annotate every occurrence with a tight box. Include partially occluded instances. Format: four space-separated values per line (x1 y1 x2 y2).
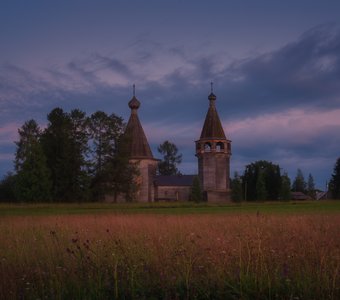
0 202 339 299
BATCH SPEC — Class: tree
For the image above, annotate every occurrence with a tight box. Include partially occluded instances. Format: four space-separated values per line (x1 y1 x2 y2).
307 173 316 199
256 169 267 201
191 176 203 202
292 169 306 193
279 172 291 201
231 172 243 202
242 160 281 201
89 111 133 201
157 141 182 176
89 111 124 174
0 172 17 202
14 120 52 201
329 157 340 199
41 108 86 201
68 109 92 201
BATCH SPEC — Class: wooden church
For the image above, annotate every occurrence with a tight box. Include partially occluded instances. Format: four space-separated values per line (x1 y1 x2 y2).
123 85 232 202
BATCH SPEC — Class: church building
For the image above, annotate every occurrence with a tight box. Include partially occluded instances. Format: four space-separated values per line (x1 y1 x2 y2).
123 85 232 202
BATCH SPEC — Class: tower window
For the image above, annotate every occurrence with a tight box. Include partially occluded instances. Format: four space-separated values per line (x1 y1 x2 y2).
204 142 211 152
216 142 224 152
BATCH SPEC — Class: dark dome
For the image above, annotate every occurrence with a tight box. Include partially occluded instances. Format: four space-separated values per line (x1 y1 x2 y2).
128 96 141 109
208 92 216 101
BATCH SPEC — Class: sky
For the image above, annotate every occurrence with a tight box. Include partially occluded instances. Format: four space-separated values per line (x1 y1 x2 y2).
1 0 340 189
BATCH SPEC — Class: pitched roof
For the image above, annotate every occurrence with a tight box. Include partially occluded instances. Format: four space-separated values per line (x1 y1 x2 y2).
200 93 226 140
154 175 196 186
124 96 154 159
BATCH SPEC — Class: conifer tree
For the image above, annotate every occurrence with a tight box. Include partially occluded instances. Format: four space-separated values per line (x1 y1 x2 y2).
279 172 291 201
292 169 306 193
15 120 51 201
231 172 243 202
89 111 133 200
329 158 340 199
307 173 316 199
41 108 86 201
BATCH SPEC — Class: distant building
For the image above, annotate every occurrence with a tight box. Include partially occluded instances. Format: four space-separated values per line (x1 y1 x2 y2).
122 85 232 202
291 192 312 201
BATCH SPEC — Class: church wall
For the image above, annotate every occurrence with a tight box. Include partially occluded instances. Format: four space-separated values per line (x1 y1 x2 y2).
206 190 231 202
155 186 191 201
131 158 158 202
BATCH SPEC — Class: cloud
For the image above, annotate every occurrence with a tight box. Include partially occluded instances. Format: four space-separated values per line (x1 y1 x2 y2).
1 24 340 188
0 122 19 146
215 23 340 118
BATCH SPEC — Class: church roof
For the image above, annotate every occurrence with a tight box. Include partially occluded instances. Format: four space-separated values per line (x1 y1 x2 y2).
125 94 154 159
200 92 227 140
154 175 196 186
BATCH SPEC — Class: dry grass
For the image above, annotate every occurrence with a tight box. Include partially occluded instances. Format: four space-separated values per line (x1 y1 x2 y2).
0 213 339 299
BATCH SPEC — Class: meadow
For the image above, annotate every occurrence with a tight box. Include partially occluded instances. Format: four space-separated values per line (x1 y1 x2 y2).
0 201 339 299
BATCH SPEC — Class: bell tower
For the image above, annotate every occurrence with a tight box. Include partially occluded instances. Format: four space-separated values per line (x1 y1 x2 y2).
195 84 232 201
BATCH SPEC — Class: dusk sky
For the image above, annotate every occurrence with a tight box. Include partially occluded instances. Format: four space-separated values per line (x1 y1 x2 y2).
1 1 340 189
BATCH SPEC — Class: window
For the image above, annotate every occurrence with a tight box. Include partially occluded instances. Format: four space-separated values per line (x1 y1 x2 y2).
216 142 224 152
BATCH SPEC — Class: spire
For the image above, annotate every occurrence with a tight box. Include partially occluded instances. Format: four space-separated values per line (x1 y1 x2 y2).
125 86 154 159
200 84 226 139
128 84 140 112
208 81 217 103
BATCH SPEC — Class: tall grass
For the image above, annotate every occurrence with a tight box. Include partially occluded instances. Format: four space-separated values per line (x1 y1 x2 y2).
0 213 339 299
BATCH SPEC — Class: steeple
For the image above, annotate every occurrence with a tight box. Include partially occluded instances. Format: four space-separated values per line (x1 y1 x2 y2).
125 85 154 159
200 86 226 140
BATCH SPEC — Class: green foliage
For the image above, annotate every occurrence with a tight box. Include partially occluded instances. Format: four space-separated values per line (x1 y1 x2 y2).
242 160 281 201
256 170 267 201
231 172 243 202
190 176 203 202
329 157 340 199
307 173 316 199
157 140 182 175
41 108 77 201
279 172 291 201
88 111 134 201
10 107 137 203
14 120 52 202
0 172 17 202
292 168 307 193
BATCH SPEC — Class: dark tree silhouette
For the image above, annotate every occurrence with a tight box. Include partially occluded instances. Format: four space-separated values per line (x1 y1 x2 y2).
157 140 182 176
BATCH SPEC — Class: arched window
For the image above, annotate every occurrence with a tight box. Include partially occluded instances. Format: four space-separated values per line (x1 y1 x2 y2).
204 142 212 152
216 142 224 152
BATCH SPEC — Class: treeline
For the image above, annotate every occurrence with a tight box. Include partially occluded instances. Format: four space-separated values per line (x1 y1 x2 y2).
0 108 137 202
231 159 340 201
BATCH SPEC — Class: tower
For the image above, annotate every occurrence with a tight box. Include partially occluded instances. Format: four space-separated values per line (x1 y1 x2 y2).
124 86 158 202
195 84 232 201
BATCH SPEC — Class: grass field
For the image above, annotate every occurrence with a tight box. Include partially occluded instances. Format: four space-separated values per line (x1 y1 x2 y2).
1 200 340 216
0 201 339 299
